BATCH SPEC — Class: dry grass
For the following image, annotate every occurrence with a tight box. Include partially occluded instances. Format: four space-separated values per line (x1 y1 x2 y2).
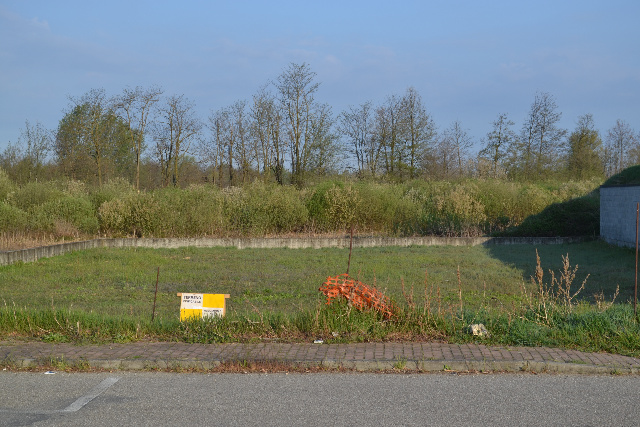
0 231 85 252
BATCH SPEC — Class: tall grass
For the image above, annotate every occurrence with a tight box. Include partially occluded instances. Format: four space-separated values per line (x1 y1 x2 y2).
0 174 602 245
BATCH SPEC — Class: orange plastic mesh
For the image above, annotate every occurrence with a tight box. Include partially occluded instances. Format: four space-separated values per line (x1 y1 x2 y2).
319 273 396 319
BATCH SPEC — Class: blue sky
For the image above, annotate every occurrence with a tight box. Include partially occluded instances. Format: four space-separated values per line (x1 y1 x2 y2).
1 0 638 153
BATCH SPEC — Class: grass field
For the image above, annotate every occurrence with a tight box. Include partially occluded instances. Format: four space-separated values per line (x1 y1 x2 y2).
0 241 631 318
1 240 638 355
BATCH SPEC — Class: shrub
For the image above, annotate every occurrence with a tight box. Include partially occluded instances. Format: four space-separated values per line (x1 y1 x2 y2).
99 192 161 237
0 202 27 232
219 183 309 235
474 180 520 232
399 181 486 236
603 165 640 186
30 196 99 235
244 183 308 235
430 184 486 236
502 192 600 237
554 179 600 202
353 182 411 234
0 168 16 202
63 180 88 197
305 180 345 232
179 185 226 236
324 183 362 231
149 185 227 236
12 181 64 211
514 184 557 223
89 178 136 213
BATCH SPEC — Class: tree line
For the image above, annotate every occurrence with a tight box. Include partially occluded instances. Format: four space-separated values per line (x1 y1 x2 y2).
2 62 639 189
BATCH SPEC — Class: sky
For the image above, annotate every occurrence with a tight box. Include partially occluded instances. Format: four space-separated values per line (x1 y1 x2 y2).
1 0 639 154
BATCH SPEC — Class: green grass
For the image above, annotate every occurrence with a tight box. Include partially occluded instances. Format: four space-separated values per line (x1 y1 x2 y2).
1 240 630 316
1 241 638 355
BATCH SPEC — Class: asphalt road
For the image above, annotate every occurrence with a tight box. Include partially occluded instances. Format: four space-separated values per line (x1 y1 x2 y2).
1 371 639 426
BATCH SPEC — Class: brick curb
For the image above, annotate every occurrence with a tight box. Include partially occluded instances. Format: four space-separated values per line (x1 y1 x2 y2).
2 342 639 374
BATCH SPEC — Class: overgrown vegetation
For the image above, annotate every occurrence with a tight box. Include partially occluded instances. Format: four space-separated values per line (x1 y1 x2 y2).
602 164 640 186
0 173 601 248
0 242 637 356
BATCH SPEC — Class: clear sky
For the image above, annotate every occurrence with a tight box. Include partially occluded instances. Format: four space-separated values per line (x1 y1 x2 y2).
1 0 638 153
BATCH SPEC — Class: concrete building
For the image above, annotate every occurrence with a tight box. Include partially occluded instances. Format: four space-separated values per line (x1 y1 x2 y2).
600 184 640 248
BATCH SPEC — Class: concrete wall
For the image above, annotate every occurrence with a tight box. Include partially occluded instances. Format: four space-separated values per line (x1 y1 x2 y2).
600 185 640 248
0 236 590 267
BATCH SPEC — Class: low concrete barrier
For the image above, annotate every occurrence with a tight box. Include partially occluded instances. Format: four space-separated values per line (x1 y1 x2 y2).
0 236 593 266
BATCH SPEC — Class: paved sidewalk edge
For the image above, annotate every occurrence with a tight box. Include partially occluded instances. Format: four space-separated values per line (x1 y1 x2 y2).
4 356 638 375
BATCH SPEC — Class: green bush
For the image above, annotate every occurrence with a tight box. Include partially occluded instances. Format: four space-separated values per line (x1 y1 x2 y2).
98 192 161 237
305 180 345 231
475 180 520 232
89 177 136 213
1 178 605 239
243 183 308 235
323 183 362 231
603 165 640 186
502 192 600 237
12 181 64 211
179 185 226 235
356 182 413 234
149 185 227 236
219 183 308 235
0 168 16 202
30 196 99 235
397 181 487 236
0 202 27 232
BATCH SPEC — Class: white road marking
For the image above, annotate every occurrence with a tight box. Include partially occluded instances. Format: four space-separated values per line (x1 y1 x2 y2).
0 377 120 415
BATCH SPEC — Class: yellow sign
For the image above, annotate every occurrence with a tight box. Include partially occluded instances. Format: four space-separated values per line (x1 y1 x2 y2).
177 293 230 321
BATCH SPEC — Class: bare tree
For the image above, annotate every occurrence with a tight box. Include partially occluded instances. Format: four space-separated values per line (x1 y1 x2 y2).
442 120 473 177
0 120 52 183
18 120 52 181
377 94 403 177
302 102 340 176
114 86 163 190
605 119 638 176
480 113 516 178
515 92 566 179
432 131 456 178
339 101 375 176
154 95 202 186
275 62 321 188
228 100 252 183
399 87 436 179
202 108 230 186
250 86 276 180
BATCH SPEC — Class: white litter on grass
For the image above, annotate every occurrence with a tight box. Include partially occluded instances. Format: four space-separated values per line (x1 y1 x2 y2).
44 371 56 375
313 339 323 344
467 323 490 337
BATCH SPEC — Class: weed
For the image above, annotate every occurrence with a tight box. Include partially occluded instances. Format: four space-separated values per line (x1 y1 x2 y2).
594 286 620 312
393 357 407 370
518 250 613 327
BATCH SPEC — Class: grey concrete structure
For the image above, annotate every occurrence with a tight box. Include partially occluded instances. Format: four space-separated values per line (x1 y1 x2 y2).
600 185 640 247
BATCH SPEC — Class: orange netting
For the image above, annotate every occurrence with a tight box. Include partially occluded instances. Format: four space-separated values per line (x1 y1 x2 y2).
319 273 396 319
